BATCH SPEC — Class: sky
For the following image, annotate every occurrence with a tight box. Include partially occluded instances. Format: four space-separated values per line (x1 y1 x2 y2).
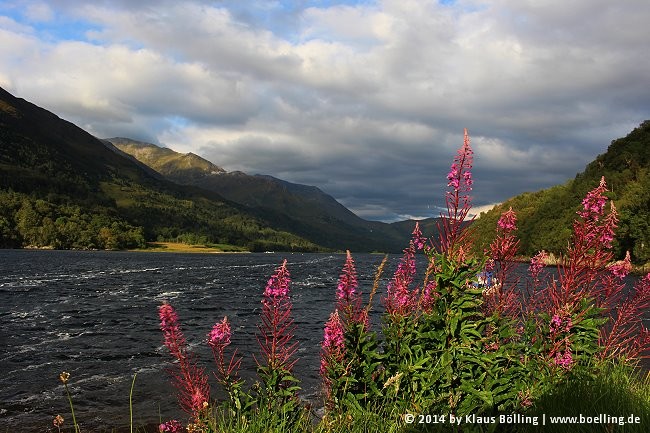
0 0 648 222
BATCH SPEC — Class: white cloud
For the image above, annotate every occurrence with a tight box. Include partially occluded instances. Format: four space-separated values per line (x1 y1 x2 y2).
0 0 648 221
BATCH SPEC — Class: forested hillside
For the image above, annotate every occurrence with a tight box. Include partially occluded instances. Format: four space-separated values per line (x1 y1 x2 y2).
108 137 435 252
472 121 650 265
0 87 320 251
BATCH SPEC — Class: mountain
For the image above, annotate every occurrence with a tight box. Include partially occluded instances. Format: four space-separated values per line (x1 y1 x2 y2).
0 87 320 251
107 137 435 252
472 121 650 265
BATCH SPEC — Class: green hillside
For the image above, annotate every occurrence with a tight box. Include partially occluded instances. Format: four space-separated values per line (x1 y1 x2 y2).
472 121 650 265
0 87 321 252
108 137 435 252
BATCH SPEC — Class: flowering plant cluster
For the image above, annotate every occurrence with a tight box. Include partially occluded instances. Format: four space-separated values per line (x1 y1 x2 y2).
157 260 302 431
317 130 649 422
152 129 648 432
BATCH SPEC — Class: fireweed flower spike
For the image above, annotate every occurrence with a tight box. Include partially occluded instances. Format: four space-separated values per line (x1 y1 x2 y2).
384 240 417 317
486 207 521 316
336 251 366 326
158 303 210 416
256 259 299 397
209 316 232 349
437 128 475 258
208 316 242 389
320 310 346 376
257 259 297 371
412 221 426 251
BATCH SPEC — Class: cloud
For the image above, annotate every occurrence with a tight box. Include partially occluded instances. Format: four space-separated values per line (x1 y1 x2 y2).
1 0 648 222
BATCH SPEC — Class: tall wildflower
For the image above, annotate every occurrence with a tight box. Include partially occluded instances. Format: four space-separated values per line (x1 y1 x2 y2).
384 239 417 317
336 251 365 326
158 303 210 417
437 128 475 259
528 250 549 293
599 273 650 361
208 316 241 388
545 177 618 310
320 310 346 395
486 207 520 317
255 260 299 402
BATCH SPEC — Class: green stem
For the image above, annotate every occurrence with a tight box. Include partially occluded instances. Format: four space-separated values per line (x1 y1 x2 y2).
130 373 137 433
64 383 80 433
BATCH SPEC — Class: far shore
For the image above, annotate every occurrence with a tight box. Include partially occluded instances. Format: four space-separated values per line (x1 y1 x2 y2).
129 242 250 254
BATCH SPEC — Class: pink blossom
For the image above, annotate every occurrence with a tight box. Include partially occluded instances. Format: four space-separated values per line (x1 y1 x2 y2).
336 251 358 302
264 259 290 298
529 251 548 280
437 129 475 258
447 163 459 189
412 222 426 250
159 303 186 364
159 420 183 433
208 316 231 349
420 280 440 312
497 207 517 232
578 176 608 220
609 251 632 279
322 311 345 353
384 243 416 316
550 314 562 333
158 303 211 416
554 348 573 369
256 260 298 374
320 311 346 376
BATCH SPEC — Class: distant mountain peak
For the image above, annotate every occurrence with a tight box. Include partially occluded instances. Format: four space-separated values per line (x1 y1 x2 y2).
105 137 226 177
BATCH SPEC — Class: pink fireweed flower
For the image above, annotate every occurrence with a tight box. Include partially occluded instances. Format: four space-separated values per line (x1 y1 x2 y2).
412 221 426 250
337 250 358 303
420 280 440 313
336 251 367 326
609 251 632 279
322 311 345 355
550 314 562 333
159 303 185 358
320 310 346 377
579 177 608 220
264 260 290 298
554 348 573 369
550 311 572 334
599 203 618 248
437 129 475 258
208 316 231 349
497 207 517 232
158 303 210 416
384 242 417 316
159 420 183 433
445 130 474 198
529 250 548 281
256 260 298 374
209 316 242 388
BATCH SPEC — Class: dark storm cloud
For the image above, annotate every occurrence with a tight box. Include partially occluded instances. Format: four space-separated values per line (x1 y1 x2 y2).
1 0 648 221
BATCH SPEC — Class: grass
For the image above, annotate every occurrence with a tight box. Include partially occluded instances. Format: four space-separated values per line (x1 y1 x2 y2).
519 362 650 433
40 362 648 433
131 242 249 254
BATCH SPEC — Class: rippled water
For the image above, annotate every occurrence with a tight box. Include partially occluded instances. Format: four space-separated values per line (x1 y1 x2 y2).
1 250 645 432
0 250 394 432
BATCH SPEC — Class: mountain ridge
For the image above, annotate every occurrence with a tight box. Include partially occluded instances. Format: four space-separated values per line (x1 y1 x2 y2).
107 137 435 252
0 87 321 251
